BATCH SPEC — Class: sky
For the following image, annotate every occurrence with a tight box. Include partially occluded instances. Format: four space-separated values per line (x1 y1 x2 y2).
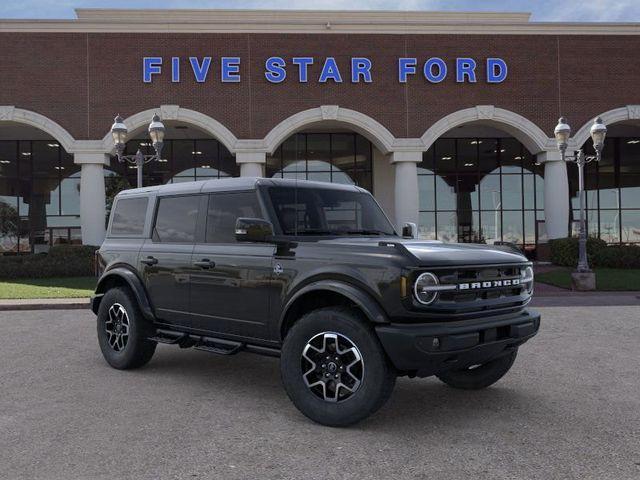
1 0 640 22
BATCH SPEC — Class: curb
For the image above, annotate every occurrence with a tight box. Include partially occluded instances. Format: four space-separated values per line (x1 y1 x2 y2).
0 298 90 311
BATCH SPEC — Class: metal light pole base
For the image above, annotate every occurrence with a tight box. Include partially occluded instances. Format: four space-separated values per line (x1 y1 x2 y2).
571 271 596 291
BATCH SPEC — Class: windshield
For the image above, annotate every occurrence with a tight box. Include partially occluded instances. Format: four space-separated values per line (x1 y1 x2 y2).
267 186 396 236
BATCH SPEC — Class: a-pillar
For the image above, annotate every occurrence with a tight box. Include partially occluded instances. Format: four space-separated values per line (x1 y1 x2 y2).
75 152 109 246
538 151 569 239
237 151 266 177
391 151 421 232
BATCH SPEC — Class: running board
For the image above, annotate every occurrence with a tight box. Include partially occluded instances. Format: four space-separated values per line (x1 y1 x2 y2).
148 329 280 358
194 337 244 356
149 329 188 345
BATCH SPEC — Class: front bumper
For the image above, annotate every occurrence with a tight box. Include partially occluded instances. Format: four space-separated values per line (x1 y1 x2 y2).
375 309 540 377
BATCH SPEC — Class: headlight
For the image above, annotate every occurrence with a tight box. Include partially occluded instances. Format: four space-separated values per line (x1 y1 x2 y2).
414 272 440 305
521 266 534 294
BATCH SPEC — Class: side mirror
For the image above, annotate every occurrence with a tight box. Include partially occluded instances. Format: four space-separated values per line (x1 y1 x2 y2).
402 222 417 239
235 218 274 243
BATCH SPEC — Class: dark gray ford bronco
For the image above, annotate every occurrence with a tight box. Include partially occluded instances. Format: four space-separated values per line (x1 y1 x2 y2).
92 177 539 426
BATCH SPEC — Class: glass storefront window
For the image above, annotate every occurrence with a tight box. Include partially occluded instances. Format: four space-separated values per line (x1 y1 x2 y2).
569 136 640 244
419 137 544 252
0 140 82 252
266 132 373 192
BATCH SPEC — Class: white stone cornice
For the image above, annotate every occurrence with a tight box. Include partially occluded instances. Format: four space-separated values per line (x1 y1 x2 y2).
2 9 640 35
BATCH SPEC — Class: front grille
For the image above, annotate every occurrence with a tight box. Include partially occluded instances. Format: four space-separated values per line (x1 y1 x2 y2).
418 264 531 318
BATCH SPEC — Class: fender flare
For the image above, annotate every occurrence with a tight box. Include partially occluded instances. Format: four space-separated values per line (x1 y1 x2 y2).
92 267 155 320
279 280 389 334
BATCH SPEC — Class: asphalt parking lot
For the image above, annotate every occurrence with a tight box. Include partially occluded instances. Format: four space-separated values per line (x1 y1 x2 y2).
1 306 639 480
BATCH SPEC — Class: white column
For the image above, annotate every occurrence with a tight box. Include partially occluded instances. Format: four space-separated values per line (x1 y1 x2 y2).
236 151 266 177
539 151 569 239
391 151 421 232
75 152 109 246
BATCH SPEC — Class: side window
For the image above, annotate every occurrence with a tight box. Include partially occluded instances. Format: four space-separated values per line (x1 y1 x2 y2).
206 192 262 243
153 195 200 243
110 197 148 236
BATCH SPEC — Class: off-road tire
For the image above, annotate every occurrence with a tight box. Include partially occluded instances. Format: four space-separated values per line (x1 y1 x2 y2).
436 349 518 390
97 287 157 370
280 306 396 427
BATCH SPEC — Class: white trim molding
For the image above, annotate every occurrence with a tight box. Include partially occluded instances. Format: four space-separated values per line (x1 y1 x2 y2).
0 106 76 153
571 105 640 149
100 105 239 154
263 106 397 155
2 9 640 35
421 105 553 154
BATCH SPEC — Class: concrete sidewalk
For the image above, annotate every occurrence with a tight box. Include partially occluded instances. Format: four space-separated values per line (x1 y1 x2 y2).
0 297 90 311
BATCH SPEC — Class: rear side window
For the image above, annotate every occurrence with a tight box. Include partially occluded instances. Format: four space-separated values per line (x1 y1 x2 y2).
110 197 148 236
206 192 262 243
153 195 200 243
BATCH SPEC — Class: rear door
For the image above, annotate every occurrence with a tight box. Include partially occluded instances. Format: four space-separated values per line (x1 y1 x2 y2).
189 191 275 340
139 194 203 328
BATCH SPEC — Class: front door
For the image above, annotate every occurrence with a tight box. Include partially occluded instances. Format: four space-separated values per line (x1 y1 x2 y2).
189 191 275 340
140 194 202 328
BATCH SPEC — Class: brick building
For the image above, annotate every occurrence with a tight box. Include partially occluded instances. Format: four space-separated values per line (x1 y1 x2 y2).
1 9 639 254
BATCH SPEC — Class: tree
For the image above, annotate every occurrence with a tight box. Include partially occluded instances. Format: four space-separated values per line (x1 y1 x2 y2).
0 201 20 250
104 174 131 221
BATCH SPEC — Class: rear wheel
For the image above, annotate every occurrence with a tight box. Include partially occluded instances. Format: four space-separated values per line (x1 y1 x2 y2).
97 287 157 370
280 306 396 427
436 350 518 390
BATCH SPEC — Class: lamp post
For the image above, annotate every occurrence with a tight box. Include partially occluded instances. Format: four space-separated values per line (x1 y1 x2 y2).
553 116 607 274
110 114 166 188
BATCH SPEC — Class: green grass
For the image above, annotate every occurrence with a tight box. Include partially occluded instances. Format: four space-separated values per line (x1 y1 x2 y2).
0 277 97 299
536 268 640 291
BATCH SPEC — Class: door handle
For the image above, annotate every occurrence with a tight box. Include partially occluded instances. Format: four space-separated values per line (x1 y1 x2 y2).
141 256 158 266
193 259 215 269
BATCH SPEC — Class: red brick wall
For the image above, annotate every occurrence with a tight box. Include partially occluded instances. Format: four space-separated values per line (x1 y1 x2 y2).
1 32 639 142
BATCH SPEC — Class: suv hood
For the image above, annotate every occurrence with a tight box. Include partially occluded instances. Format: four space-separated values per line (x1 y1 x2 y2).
317 237 527 266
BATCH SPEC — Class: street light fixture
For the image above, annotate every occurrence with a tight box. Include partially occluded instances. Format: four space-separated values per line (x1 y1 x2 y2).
110 113 166 188
553 116 607 275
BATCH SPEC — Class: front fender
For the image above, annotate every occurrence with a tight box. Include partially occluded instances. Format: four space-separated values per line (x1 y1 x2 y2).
91 267 155 320
280 279 389 332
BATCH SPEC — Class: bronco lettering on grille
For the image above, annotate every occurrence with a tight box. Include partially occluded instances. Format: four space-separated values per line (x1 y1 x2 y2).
458 278 521 290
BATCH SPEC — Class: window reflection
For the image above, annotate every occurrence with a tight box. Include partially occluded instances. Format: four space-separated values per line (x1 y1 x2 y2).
569 137 640 244
266 133 373 192
0 140 82 253
419 137 544 251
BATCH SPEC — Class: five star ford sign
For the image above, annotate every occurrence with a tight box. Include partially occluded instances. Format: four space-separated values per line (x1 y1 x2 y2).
142 56 508 84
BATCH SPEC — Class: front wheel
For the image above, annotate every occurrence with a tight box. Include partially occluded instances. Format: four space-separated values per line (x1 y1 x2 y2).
436 349 518 390
280 307 396 427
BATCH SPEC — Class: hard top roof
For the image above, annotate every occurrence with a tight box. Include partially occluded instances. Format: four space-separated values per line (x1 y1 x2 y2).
115 177 367 198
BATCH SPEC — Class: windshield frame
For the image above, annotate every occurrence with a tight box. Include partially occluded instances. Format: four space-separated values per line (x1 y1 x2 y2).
259 184 398 238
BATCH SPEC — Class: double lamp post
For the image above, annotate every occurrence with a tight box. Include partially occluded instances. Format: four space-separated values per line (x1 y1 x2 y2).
553 116 607 280
110 114 166 188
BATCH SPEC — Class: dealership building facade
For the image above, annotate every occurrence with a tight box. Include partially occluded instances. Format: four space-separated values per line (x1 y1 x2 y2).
1 9 640 254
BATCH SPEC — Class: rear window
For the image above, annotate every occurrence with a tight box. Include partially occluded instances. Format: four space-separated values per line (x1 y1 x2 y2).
153 195 200 243
110 197 148 236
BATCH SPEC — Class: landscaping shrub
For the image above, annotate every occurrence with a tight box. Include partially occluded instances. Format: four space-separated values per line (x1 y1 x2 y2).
549 237 607 267
593 245 640 269
0 245 98 279
550 237 640 268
